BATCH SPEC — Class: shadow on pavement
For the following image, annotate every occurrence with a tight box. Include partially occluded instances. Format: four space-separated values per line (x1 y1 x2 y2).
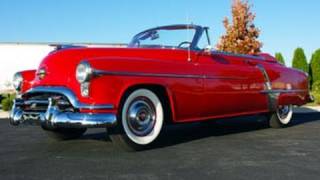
79 112 320 149
291 112 320 126
294 106 320 113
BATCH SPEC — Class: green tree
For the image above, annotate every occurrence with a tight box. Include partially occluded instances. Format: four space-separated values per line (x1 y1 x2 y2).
309 54 314 86
310 49 320 86
275 52 286 65
292 48 308 73
312 81 320 105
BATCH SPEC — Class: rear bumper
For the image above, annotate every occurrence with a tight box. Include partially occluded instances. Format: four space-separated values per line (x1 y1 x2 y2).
308 94 315 103
10 86 117 129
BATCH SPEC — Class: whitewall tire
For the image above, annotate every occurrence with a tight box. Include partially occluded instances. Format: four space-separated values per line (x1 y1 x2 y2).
269 105 293 128
108 89 164 151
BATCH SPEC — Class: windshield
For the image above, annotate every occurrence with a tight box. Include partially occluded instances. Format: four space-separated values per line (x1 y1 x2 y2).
129 26 201 50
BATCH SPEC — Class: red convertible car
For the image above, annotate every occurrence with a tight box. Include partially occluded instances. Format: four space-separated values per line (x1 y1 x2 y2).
10 25 312 150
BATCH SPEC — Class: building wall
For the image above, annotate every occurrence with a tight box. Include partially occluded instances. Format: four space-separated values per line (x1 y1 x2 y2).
0 43 126 93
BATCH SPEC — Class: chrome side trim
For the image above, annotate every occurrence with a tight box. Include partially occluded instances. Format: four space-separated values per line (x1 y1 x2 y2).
256 64 272 90
255 64 277 111
93 69 247 80
261 89 307 94
261 89 307 112
211 51 266 61
94 69 203 79
205 75 247 80
24 86 114 110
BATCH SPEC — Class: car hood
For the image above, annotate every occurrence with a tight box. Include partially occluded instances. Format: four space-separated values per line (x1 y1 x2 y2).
33 47 124 87
32 47 189 88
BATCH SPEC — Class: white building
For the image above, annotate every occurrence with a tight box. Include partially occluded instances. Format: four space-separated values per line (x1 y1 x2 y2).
0 43 126 93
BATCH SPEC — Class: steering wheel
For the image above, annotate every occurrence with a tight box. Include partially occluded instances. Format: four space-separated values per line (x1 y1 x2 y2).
178 41 192 48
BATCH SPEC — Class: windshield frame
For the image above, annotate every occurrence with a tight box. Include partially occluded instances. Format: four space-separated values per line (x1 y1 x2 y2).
128 24 208 51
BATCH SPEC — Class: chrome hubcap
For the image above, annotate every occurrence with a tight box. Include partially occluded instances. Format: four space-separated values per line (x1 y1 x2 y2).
126 97 156 136
277 105 290 120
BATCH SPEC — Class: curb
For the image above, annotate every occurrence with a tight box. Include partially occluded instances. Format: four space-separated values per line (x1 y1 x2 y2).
0 111 9 119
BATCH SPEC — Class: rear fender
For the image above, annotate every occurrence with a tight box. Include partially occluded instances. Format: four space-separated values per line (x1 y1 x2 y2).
278 92 308 106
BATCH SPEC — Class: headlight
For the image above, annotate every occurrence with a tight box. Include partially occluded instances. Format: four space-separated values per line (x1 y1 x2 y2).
76 61 93 83
13 72 23 91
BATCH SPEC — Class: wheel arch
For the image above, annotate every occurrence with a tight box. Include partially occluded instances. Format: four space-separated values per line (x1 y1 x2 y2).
119 84 175 124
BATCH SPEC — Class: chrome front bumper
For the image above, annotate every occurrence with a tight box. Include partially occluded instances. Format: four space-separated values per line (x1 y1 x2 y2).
10 87 117 129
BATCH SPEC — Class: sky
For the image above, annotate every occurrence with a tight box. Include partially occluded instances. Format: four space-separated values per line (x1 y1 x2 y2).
0 0 319 66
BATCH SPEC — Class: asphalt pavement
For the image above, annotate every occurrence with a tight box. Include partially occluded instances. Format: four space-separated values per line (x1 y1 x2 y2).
1 112 320 180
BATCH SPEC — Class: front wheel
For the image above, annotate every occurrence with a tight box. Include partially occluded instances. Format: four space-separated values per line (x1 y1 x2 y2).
268 105 293 128
108 89 164 151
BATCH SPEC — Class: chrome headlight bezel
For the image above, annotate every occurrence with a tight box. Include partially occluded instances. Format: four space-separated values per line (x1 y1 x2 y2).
13 72 23 91
76 61 93 84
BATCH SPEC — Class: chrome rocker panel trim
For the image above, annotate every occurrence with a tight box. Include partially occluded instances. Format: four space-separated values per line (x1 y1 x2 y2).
10 98 117 129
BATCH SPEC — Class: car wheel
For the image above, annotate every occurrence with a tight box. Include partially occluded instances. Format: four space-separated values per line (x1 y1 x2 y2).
43 128 87 140
269 105 293 128
108 89 164 151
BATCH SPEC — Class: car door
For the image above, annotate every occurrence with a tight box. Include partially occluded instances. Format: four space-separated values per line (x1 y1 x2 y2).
164 50 205 122
198 52 269 118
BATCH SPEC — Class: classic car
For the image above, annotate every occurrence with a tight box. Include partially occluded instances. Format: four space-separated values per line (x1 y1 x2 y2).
10 24 312 151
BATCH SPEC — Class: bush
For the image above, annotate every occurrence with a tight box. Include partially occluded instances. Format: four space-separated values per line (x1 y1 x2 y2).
292 48 308 73
0 94 4 104
312 81 320 105
275 52 286 65
1 94 15 111
310 49 320 86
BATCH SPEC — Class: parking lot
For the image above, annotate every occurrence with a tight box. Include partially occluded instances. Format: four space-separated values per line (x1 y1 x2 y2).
1 111 320 180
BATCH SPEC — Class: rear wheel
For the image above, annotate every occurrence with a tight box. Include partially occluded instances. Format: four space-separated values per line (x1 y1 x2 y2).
43 128 87 141
269 105 293 128
108 89 164 151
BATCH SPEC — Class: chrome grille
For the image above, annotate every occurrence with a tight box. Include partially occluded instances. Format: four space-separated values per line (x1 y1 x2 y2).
17 93 74 113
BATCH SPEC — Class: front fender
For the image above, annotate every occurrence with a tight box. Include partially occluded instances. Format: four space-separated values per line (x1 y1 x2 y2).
19 70 36 93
